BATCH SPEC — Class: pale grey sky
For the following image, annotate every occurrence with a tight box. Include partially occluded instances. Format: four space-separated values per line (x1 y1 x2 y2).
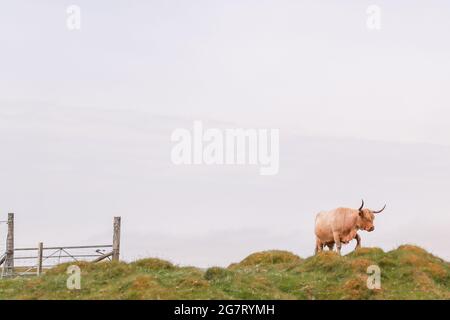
0 1 449 266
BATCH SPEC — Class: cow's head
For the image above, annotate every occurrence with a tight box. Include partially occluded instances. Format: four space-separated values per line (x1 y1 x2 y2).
357 200 386 232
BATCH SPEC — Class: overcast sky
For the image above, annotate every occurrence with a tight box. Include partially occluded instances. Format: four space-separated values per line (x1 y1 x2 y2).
0 1 449 266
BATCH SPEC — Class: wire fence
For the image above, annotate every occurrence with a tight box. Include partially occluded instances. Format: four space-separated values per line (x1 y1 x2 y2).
7 244 113 277
0 214 121 278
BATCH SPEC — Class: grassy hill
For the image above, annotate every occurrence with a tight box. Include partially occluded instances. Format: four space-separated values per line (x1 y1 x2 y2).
0 245 448 299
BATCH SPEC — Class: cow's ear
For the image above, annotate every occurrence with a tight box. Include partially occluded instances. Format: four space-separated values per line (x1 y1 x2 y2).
359 210 364 217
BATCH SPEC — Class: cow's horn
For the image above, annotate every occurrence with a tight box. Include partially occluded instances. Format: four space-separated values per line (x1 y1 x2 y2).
373 204 386 214
358 199 364 211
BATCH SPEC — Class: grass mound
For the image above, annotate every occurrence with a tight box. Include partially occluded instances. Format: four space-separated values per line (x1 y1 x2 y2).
131 258 174 270
204 267 232 281
230 250 302 268
0 245 448 300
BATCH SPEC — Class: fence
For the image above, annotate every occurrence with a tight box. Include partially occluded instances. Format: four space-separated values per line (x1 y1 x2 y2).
0 213 121 278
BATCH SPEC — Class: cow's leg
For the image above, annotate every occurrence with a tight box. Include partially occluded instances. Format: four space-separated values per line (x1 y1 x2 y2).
333 232 342 255
326 242 335 251
315 238 324 255
354 233 361 250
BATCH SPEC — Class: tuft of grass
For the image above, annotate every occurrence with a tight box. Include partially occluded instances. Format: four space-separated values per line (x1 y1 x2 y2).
131 258 174 271
204 267 232 281
0 245 448 300
229 250 302 268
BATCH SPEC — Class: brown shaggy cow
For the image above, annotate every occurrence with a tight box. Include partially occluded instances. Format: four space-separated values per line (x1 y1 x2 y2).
314 200 386 255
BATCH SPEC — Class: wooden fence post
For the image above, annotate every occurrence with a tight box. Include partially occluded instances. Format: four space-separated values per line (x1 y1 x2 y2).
5 213 14 276
37 242 43 276
112 217 121 261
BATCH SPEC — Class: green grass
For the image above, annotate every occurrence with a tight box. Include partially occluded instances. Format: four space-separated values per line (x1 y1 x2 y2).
0 245 448 299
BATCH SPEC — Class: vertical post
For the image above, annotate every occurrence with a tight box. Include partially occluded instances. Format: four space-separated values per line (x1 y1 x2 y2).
37 242 43 276
112 216 121 262
5 213 14 276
